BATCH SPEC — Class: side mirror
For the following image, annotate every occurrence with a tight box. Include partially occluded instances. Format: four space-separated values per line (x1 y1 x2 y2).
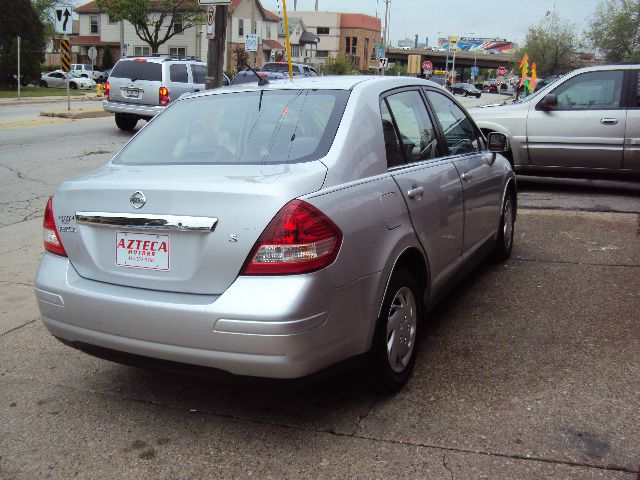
539 93 558 110
487 132 510 153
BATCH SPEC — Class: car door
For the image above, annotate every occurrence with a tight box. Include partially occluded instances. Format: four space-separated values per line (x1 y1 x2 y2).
381 88 465 291
624 69 640 170
526 69 627 169
425 88 504 255
167 63 192 100
51 73 66 88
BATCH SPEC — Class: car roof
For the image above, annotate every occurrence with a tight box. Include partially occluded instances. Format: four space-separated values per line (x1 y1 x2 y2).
117 57 205 65
572 64 640 73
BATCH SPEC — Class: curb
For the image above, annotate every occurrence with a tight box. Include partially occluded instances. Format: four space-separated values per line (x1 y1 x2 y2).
0 95 102 106
39 109 112 119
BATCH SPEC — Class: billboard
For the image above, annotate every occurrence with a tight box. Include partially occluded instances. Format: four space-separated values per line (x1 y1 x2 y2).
437 36 515 53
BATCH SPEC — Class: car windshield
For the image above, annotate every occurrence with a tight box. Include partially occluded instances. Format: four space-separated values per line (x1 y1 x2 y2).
114 89 350 165
462 83 475 88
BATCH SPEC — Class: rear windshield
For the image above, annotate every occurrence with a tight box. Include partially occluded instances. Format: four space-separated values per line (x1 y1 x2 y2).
110 60 162 81
114 89 350 165
262 63 292 73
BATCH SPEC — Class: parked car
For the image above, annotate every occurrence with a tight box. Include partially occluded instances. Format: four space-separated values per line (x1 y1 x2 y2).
71 63 105 82
470 64 640 178
103 56 229 131
261 62 319 76
229 70 286 85
450 82 482 98
40 70 96 90
36 76 516 393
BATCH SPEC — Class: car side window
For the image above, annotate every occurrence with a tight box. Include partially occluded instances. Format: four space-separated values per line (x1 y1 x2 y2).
170 64 189 83
426 90 482 156
552 70 624 110
191 64 206 84
381 90 440 168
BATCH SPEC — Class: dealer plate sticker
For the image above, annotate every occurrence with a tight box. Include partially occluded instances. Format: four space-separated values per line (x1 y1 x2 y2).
116 232 170 271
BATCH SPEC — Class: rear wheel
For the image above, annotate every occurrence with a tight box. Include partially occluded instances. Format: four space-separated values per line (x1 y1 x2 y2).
366 269 422 393
493 191 515 261
464 91 468 97
39 80 48 87
69 82 78 90
115 113 138 131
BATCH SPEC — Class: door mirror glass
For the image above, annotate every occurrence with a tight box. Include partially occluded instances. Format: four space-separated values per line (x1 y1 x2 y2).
539 94 558 110
487 132 510 153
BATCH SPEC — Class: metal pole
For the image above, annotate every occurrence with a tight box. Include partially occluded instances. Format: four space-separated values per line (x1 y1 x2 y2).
66 36 70 111
120 20 124 57
17 36 21 100
445 35 450 76
382 0 390 76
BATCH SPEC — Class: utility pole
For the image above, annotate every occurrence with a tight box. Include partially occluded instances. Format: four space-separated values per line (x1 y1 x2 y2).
206 5 228 89
17 36 21 100
381 0 390 75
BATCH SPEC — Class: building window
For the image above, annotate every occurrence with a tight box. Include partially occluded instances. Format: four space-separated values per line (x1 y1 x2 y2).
238 19 244 37
316 50 329 58
173 15 183 34
108 15 117 24
134 46 151 56
90 15 99 34
345 37 357 55
266 23 271 39
291 45 301 58
252 20 257 35
317 27 329 35
169 47 187 57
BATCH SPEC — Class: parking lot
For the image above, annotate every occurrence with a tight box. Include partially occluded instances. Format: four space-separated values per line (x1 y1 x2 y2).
0 94 639 479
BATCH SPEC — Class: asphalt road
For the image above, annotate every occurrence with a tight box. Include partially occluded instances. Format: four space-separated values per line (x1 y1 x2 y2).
0 97 639 479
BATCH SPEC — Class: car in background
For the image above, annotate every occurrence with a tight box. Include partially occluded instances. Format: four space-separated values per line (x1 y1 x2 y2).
40 70 96 90
262 62 319 76
229 70 286 85
103 56 229 131
450 82 482 98
71 64 105 82
470 64 640 178
36 76 516 393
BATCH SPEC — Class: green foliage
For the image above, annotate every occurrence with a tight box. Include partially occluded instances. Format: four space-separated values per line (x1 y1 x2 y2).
586 0 640 63
40 64 58 72
97 0 206 52
31 0 63 39
320 53 353 75
385 64 408 76
101 46 114 70
0 0 45 85
519 13 582 77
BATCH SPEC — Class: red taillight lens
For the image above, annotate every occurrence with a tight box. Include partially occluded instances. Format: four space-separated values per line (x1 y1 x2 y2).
104 81 110 100
159 87 169 106
43 197 67 257
241 200 342 275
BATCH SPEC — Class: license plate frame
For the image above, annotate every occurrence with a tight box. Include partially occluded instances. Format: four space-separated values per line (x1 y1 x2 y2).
115 231 170 271
125 89 140 98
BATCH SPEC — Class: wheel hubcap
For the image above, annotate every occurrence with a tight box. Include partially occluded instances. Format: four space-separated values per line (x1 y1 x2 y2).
386 286 417 373
503 197 514 250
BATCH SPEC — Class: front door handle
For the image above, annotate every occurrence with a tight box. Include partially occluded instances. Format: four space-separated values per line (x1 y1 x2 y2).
601 118 619 125
407 186 424 199
460 172 473 182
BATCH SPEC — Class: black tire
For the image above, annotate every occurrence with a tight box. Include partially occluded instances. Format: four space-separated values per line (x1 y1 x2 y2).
39 80 48 88
493 191 515 262
115 113 138 131
69 82 78 90
464 91 468 97
365 269 422 393
476 93 481 98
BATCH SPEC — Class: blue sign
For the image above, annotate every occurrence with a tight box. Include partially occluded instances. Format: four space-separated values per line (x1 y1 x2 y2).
471 66 479 77
377 48 383 57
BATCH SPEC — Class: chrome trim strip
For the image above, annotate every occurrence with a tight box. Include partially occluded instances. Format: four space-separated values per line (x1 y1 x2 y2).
213 312 329 336
75 212 218 232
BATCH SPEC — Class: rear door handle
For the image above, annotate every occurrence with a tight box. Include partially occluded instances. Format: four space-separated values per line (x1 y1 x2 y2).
600 118 619 125
407 186 424 199
460 172 472 182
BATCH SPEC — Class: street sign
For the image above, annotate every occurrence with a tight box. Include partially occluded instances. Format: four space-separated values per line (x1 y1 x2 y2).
497 66 507 77
422 60 433 73
60 39 71 73
197 0 231 4
54 6 73 34
377 48 383 58
470 66 479 77
88 46 97 61
206 6 215 39
245 34 258 52
379 57 389 69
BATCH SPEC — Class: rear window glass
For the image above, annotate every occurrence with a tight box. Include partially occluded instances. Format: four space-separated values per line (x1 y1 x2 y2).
262 63 291 73
114 90 349 165
191 64 206 84
170 64 189 83
230 72 259 85
110 60 162 81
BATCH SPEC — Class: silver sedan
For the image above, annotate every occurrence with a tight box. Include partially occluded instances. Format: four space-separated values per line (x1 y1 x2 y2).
35 76 516 392
40 70 96 90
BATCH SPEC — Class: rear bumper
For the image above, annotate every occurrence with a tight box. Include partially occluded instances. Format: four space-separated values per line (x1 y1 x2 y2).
103 100 164 118
35 253 378 379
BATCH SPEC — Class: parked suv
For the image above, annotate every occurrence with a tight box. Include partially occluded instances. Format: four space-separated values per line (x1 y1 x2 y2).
104 57 217 131
261 62 319 76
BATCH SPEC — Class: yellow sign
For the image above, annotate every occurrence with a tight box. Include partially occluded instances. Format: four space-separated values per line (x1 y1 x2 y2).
60 39 71 73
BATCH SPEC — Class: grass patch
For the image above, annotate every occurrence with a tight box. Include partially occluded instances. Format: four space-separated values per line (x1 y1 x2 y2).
0 87 86 98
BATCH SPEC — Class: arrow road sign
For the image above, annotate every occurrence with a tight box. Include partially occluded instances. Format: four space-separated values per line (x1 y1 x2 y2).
379 57 389 68
55 6 73 34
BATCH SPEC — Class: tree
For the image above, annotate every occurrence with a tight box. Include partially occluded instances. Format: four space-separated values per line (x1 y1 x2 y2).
586 0 640 63
101 46 114 70
0 0 45 85
96 0 205 54
32 0 63 40
519 14 582 77
232 45 249 71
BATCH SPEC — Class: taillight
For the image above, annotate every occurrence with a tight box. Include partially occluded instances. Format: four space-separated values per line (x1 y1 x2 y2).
241 200 342 275
43 197 67 257
159 87 169 106
104 81 110 100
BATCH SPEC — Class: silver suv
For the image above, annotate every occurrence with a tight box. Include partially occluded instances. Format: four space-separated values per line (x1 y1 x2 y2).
104 57 211 131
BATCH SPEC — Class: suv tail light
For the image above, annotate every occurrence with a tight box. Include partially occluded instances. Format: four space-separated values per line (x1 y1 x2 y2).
241 200 342 275
104 81 110 100
159 87 169 106
43 197 67 257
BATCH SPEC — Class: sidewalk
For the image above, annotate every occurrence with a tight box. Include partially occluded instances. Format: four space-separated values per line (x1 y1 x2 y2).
0 93 102 106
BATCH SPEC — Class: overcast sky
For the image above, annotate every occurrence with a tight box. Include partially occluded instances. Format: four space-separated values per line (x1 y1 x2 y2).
262 0 602 45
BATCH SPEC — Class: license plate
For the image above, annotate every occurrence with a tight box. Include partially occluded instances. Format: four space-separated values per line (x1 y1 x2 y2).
126 89 139 98
116 232 170 271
